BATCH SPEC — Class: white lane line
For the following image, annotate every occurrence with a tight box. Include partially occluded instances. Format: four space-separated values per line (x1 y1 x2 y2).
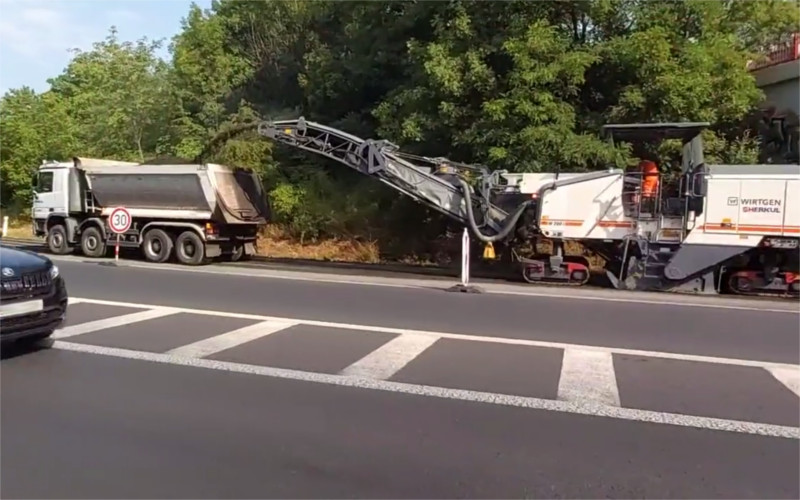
340 334 439 380
48 340 800 439
51 254 799 314
558 349 621 407
166 320 297 358
53 308 178 339
483 289 799 314
77 258 418 291
68 297 84 305
767 366 800 397
70 297 800 371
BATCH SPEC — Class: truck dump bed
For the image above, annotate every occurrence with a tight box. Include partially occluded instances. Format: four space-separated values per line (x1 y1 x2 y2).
75 162 268 224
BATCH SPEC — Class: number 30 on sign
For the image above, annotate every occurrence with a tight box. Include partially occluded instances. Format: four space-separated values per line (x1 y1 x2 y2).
108 207 131 234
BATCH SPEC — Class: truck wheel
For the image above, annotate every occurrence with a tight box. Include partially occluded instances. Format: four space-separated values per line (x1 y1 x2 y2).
175 230 206 265
227 244 244 262
80 226 107 258
142 229 173 263
47 225 73 255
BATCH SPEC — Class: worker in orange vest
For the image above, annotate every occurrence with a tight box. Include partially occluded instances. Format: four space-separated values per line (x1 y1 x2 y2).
639 159 660 214
640 160 659 196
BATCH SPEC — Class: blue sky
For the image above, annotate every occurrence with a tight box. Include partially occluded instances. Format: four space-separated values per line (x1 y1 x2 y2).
0 0 213 95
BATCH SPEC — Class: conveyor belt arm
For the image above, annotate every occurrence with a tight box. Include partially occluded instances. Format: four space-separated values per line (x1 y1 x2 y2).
257 118 534 242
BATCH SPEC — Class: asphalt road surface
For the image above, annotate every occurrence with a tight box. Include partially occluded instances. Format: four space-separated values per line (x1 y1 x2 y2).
2 255 799 499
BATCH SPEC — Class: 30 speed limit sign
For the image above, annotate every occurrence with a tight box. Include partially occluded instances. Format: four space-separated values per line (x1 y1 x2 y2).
108 207 132 234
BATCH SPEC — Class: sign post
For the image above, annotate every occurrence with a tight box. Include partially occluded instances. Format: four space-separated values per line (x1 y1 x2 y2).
446 227 483 293
108 206 131 265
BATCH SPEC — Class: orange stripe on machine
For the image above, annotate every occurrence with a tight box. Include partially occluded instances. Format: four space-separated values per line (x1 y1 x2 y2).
701 223 800 234
540 218 635 228
540 218 583 227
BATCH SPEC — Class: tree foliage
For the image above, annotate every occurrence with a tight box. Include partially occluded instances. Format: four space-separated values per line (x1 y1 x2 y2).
1 0 797 255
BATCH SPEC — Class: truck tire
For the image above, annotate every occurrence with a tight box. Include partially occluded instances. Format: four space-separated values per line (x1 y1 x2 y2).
226 244 244 262
142 229 173 263
80 226 107 258
47 225 73 255
175 230 206 265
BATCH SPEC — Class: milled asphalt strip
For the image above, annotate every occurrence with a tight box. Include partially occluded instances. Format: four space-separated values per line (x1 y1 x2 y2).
70 297 800 371
49 254 800 314
47 340 800 439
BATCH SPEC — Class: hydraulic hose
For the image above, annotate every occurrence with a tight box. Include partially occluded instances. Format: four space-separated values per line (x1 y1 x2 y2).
455 177 535 243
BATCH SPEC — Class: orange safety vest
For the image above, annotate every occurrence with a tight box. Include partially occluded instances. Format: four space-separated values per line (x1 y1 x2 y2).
640 160 659 197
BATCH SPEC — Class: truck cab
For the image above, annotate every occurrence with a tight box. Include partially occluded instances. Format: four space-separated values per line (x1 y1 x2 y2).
32 162 78 239
32 163 68 227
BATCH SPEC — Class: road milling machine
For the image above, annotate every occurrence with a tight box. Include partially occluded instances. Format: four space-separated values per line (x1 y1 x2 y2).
249 118 799 298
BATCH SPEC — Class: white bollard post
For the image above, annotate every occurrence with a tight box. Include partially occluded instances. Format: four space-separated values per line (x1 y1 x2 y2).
1 216 8 237
461 227 470 287
447 227 482 293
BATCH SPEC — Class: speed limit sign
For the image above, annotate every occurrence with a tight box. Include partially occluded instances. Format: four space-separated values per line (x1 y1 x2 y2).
108 207 132 234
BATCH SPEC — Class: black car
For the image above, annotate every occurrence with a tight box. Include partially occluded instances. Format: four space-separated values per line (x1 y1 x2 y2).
0 244 68 344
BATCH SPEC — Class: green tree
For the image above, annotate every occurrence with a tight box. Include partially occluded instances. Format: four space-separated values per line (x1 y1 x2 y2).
48 27 174 162
169 2 252 159
0 88 78 211
372 2 621 171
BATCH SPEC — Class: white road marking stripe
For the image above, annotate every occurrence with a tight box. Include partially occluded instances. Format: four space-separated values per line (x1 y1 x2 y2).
52 308 178 339
69 297 799 371
50 253 799 314
67 297 83 305
340 334 439 380
48 340 800 439
558 349 620 406
483 289 799 314
767 366 800 397
166 320 297 358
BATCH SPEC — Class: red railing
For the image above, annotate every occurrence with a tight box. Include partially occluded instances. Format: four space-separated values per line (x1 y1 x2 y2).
748 33 800 71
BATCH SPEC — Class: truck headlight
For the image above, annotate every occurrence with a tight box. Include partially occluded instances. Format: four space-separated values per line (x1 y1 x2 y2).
49 265 60 279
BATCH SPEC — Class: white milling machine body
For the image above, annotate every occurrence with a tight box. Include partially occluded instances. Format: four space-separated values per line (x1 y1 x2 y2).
243 117 797 298
502 123 800 297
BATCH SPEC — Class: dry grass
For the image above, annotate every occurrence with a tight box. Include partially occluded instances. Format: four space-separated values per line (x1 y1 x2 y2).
0 216 40 240
255 225 381 263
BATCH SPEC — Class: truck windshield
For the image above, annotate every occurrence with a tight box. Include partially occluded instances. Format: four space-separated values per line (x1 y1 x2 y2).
36 171 54 193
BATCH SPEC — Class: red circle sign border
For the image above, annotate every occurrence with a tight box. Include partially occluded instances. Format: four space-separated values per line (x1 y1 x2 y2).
108 207 132 234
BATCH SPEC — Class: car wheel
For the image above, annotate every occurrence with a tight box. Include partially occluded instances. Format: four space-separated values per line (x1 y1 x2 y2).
175 230 206 265
47 225 73 255
142 228 173 263
80 226 107 258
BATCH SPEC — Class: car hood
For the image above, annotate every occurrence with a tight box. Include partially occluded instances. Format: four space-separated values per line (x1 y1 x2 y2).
0 244 52 275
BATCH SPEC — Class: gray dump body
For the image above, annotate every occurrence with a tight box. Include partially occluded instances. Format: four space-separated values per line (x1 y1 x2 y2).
71 161 269 224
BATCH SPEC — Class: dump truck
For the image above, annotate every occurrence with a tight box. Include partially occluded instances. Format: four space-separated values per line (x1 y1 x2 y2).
31 157 270 265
